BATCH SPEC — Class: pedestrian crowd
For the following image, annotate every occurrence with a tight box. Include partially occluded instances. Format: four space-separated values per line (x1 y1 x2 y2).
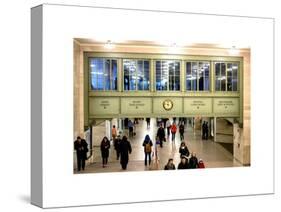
74 119 207 172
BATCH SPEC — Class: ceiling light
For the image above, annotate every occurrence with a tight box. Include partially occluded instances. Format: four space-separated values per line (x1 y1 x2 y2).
229 46 239 55
104 40 114 49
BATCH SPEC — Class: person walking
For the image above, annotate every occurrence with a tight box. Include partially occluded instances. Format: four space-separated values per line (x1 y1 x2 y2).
119 136 132 170
170 122 177 142
164 158 176 170
202 121 206 140
156 124 165 148
204 122 209 140
188 152 199 169
142 135 153 166
166 119 171 137
179 122 185 141
177 156 189 169
100 136 110 168
112 125 117 142
128 119 134 137
74 136 88 171
146 117 151 129
114 134 122 160
179 141 190 158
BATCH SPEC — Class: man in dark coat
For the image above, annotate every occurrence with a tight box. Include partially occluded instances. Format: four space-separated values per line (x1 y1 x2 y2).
119 136 132 170
177 156 189 169
100 136 110 167
179 122 185 141
188 152 199 169
202 121 206 139
74 136 88 171
114 135 122 160
179 141 190 158
156 124 165 148
204 122 209 140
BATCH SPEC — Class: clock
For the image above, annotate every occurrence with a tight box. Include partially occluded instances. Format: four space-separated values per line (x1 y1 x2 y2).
163 99 173 111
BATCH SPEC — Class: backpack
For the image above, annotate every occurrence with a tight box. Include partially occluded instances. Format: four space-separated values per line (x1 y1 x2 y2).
145 142 152 152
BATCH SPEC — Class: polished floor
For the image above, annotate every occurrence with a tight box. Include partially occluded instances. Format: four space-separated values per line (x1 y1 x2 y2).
74 119 242 174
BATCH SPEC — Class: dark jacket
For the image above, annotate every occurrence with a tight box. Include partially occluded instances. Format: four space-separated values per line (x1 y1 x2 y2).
188 156 199 169
114 137 121 151
179 146 190 157
179 124 185 134
142 139 153 153
119 138 132 164
157 127 165 139
100 140 110 158
177 162 189 169
164 164 176 170
74 139 88 159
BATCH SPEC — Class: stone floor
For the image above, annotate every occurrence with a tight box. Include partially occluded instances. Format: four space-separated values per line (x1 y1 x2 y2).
74 118 242 174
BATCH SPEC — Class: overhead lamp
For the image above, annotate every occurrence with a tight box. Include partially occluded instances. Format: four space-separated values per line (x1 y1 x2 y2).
229 46 239 55
104 40 114 49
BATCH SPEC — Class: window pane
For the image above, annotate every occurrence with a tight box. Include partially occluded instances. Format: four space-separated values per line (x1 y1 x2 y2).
221 63 226 91
186 62 192 90
161 61 168 90
137 60 144 90
129 61 136 90
90 58 118 91
123 60 137 90
123 60 130 90
232 63 238 91
143 61 150 90
156 61 162 90
174 62 180 91
156 60 180 91
192 62 197 91
198 62 204 91
169 61 174 90
156 61 168 91
104 60 110 90
90 58 104 90
111 60 117 90
175 76 180 91
215 62 221 91
227 63 233 91
203 62 210 91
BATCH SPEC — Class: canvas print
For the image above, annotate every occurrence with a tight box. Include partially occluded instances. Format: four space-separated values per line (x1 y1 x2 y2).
31 3 274 208
73 39 251 174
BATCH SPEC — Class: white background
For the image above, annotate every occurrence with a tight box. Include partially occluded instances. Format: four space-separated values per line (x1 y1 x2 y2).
0 0 280 211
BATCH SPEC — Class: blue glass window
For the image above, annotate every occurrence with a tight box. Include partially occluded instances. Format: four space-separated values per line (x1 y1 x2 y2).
123 59 150 91
215 62 238 91
90 58 118 91
186 61 210 91
156 60 180 91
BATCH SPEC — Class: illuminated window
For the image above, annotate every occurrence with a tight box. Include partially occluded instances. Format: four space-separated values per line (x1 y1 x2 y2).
186 61 210 91
123 59 150 91
156 60 180 91
90 58 117 91
215 62 238 91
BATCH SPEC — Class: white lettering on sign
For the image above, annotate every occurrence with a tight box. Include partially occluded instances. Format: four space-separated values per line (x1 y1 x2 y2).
100 100 110 109
129 100 145 109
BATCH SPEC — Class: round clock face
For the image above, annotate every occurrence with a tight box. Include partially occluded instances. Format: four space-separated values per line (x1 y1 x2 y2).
163 99 173 111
